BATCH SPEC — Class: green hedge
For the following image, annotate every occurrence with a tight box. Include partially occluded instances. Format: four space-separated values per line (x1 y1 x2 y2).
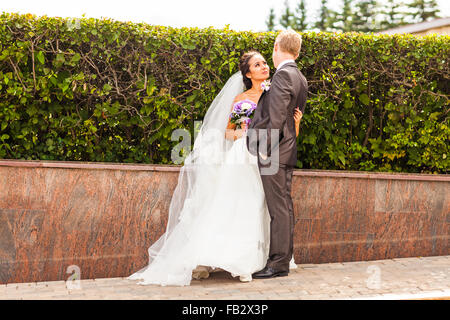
0 12 448 173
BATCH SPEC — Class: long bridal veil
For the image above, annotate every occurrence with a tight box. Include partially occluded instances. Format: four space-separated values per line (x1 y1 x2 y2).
148 71 246 256
128 71 296 286
127 71 247 285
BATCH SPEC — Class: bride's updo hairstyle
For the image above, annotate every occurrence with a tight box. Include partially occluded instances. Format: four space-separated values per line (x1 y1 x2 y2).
239 50 261 90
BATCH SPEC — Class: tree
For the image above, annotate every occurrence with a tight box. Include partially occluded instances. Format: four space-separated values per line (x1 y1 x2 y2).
292 0 308 31
331 0 354 32
266 8 277 31
379 0 408 30
315 0 334 31
407 0 440 22
341 0 354 32
352 0 379 33
279 0 294 29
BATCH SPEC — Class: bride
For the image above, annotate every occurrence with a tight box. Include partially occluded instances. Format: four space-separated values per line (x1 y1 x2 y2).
128 51 303 286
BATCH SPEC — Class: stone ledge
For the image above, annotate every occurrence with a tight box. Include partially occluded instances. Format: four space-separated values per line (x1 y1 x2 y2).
0 159 448 181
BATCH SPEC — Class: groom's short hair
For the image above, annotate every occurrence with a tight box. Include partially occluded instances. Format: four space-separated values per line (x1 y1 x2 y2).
275 30 302 57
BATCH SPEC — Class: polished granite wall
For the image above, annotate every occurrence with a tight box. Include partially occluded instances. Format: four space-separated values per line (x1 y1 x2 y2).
0 159 448 284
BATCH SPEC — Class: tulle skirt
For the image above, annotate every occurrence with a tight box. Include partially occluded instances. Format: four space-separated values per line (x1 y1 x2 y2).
128 136 295 286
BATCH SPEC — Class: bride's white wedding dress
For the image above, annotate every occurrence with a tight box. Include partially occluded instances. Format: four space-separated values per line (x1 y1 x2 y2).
128 72 297 287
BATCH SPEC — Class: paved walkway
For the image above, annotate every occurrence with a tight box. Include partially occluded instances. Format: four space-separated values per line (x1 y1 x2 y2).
1 255 449 300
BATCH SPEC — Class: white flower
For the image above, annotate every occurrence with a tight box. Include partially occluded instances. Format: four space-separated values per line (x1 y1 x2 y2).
261 80 271 91
241 102 251 111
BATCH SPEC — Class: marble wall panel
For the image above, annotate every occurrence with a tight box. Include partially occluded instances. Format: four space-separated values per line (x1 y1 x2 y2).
0 160 448 284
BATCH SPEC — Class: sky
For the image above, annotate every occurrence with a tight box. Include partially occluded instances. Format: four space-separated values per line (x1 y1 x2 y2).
0 0 449 32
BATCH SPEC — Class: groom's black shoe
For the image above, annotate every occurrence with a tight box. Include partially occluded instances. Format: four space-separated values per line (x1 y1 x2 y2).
252 266 288 279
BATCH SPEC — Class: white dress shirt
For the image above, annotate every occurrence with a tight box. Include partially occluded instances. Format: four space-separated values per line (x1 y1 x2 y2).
276 59 295 71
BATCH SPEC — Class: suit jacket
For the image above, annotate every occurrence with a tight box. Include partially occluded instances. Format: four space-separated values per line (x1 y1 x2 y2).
246 62 308 167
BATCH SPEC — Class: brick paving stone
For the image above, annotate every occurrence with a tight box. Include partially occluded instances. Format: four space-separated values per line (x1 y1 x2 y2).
94 277 123 282
68 295 94 300
208 289 242 294
272 288 296 295
298 294 328 300
1 255 448 300
274 291 300 298
25 280 66 287
289 289 309 295
3 285 23 292
5 287 41 295
325 263 346 269
224 295 249 299
244 293 266 299
10 282 37 289
72 284 98 291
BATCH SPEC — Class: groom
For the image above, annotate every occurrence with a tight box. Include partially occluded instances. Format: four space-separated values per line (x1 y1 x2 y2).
246 30 308 279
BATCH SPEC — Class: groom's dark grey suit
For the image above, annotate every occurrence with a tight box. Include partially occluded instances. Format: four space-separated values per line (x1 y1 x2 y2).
246 61 307 272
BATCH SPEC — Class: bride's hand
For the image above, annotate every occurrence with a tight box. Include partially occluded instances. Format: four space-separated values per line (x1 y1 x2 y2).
240 121 248 131
294 108 302 125
294 108 302 137
226 127 244 141
234 129 245 140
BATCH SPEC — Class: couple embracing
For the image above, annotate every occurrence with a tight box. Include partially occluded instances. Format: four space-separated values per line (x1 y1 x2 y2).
128 30 308 286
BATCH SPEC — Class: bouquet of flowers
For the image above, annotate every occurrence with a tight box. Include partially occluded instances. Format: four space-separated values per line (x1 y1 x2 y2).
229 100 257 129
